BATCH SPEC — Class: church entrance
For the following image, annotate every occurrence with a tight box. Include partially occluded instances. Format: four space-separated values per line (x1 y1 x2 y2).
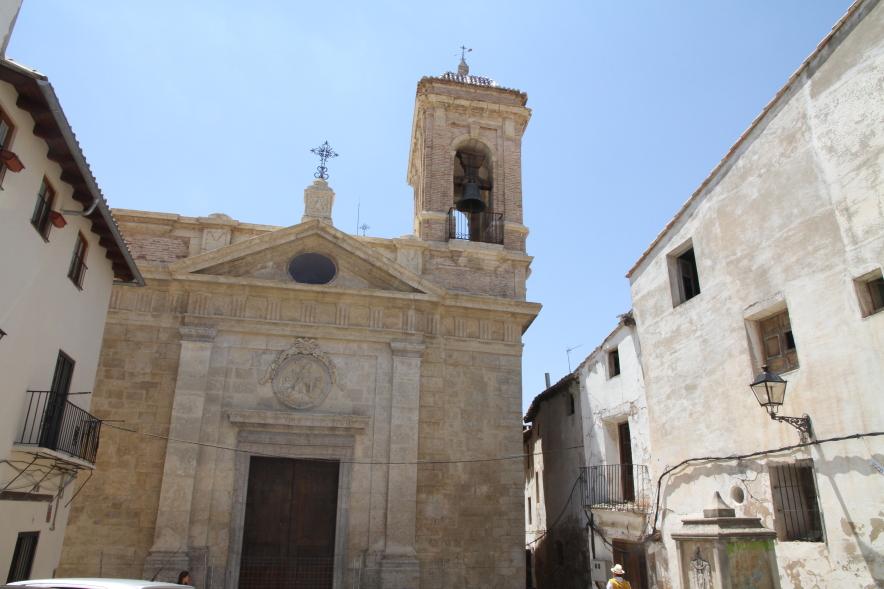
238 457 339 589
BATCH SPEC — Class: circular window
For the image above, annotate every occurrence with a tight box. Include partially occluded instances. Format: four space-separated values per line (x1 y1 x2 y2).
288 253 336 284
730 486 745 504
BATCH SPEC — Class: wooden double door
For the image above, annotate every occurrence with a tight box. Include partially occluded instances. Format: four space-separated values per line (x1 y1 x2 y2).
239 457 339 589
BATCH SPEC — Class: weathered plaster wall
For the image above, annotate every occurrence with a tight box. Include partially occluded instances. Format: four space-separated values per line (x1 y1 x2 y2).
579 323 649 471
524 377 589 589
628 3 884 587
0 81 116 580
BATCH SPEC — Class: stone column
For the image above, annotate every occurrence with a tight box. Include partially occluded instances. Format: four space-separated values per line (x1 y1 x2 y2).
143 325 216 581
380 340 424 588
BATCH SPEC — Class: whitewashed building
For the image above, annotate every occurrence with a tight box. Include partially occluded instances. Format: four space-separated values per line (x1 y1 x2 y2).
0 3 143 581
534 1 883 587
523 373 589 589
575 312 654 589
625 0 884 586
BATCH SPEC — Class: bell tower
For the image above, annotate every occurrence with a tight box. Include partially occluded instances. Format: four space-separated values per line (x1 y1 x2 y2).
407 59 531 252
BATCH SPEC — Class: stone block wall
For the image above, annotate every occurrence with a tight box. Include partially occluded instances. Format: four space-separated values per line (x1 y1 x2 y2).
58 306 181 578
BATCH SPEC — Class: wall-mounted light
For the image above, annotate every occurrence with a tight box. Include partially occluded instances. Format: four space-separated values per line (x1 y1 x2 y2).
750 365 813 443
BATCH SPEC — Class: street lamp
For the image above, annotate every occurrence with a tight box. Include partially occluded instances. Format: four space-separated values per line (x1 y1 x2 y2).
750 366 813 442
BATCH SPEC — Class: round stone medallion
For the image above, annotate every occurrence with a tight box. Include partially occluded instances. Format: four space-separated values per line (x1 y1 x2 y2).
272 354 332 409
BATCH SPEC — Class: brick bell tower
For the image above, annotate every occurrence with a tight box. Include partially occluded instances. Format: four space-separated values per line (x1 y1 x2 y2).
407 55 531 252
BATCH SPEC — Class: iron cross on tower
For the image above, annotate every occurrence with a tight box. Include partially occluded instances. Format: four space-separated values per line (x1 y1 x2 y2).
310 141 339 180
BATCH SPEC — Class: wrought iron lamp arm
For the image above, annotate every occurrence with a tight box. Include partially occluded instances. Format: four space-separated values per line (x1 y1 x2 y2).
769 413 813 442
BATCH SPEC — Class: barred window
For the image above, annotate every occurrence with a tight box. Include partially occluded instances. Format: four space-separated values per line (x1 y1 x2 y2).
769 462 823 542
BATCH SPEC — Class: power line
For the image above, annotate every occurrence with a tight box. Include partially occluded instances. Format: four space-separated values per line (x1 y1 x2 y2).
102 422 583 466
650 430 884 534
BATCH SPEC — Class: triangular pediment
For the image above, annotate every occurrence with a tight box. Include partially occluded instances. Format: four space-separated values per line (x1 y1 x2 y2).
169 220 443 296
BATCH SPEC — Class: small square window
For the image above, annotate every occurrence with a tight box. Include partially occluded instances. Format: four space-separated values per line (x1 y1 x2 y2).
608 348 621 378
31 178 56 240
668 241 702 306
757 309 799 373
855 269 884 317
769 462 823 542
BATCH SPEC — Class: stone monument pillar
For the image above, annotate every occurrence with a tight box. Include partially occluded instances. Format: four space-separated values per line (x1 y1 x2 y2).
671 492 780 589
143 325 216 583
302 178 335 225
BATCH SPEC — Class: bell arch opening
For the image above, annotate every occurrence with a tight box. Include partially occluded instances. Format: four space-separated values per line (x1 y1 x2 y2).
449 139 503 244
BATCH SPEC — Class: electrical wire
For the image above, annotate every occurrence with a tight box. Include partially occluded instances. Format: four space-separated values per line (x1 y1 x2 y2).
102 421 584 466
650 430 884 534
526 474 582 547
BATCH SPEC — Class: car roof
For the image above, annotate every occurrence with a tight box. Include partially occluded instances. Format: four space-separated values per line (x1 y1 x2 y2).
6 580 191 589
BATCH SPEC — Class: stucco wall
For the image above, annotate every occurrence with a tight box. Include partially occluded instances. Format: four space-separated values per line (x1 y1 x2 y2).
524 378 589 589
0 80 117 579
628 3 884 587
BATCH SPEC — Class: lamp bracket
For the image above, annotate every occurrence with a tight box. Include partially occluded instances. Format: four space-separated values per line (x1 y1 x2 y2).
770 413 813 443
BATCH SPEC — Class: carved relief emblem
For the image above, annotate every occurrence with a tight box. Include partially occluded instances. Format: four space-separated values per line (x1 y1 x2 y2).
688 546 711 589
259 338 336 409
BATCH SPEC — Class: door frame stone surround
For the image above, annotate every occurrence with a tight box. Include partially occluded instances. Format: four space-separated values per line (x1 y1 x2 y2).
224 411 369 589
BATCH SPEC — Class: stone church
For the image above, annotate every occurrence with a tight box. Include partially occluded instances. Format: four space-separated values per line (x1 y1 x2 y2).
58 61 539 589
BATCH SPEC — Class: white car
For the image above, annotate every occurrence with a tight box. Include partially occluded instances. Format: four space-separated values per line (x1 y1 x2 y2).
6 580 191 589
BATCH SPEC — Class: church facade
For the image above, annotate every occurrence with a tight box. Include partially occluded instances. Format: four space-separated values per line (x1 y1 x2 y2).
58 67 539 589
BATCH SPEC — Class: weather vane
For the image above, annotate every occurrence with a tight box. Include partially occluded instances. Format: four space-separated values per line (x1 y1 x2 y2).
459 45 472 60
310 141 338 180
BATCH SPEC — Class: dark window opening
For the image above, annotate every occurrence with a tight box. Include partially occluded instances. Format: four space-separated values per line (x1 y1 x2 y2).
769 462 823 542
868 277 884 313
618 421 635 502
527 497 532 525
676 247 701 303
0 106 15 185
608 348 621 378
288 252 336 284
31 179 56 240
6 531 39 583
68 233 88 289
567 393 575 415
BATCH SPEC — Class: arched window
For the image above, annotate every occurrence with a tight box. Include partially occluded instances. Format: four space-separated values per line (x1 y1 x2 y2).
449 140 503 244
453 139 493 213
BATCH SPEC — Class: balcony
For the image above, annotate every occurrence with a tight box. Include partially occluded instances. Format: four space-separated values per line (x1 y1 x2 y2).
15 390 101 465
448 208 504 245
581 464 651 513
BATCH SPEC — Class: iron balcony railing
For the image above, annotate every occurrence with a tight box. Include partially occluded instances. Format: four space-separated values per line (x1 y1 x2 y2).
448 208 504 245
581 464 651 513
16 390 101 464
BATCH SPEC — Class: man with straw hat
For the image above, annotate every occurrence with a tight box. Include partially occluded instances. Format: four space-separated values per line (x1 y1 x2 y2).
607 564 631 589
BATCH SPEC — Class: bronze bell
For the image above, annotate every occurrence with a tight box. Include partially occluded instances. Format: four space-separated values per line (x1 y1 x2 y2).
456 180 486 213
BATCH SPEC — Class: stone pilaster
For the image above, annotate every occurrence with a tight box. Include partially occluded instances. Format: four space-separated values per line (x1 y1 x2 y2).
143 325 216 582
380 340 424 588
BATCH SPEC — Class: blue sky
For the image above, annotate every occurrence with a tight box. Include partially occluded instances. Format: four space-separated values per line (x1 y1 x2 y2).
9 0 853 412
